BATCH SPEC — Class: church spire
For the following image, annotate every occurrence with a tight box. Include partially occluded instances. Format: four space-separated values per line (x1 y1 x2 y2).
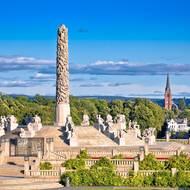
164 73 172 110
165 73 171 91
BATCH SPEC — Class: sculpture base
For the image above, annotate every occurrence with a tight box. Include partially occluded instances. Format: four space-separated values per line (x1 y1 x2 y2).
56 103 70 127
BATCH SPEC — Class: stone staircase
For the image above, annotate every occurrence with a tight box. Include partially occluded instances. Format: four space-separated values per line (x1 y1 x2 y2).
74 127 118 147
0 164 24 177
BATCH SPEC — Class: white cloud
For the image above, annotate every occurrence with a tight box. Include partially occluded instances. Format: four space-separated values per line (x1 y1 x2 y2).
0 56 54 65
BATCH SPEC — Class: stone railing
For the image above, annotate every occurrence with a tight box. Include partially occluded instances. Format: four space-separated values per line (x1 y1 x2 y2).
27 167 190 179
84 159 134 168
170 139 189 145
116 170 128 177
28 170 60 177
157 138 190 145
151 150 177 157
138 170 166 176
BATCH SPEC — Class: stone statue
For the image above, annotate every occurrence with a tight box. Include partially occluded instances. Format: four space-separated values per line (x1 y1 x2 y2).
26 115 42 132
142 128 155 138
7 115 18 131
0 115 18 132
56 25 70 127
0 116 6 129
128 120 141 137
20 115 42 138
116 114 126 130
65 116 74 132
106 114 113 127
96 115 107 132
20 128 35 138
64 116 75 141
142 128 156 145
81 114 90 127
0 118 5 137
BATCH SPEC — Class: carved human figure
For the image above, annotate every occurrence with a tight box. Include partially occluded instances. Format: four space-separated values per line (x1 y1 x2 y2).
106 114 113 127
117 114 126 130
65 116 74 131
0 116 6 129
6 115 18 131
81 114 90 127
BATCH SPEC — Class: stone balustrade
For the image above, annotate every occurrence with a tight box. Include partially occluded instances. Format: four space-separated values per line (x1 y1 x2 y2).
84 159 134 167
138 170 166 176
157 138 190 145
29 170 60 177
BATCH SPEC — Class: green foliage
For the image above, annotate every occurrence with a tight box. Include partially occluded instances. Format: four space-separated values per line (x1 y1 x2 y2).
165 154 190 170
60 157 123 186
60 155 190 187
139 154 165 170
178 98 186 111
165 110 175 120
154 171 171 187
130 99 165 132
40 162 52 170
76 149 90 159
91 157 115 170
63 158 85 170
178 109 190 125
176 171 190 187
0 95 167 133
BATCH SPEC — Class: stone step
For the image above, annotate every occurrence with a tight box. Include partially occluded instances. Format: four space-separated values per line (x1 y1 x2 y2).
0 164 24 177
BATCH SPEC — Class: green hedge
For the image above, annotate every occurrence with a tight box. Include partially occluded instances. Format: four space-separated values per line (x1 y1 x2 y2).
40 162 52 170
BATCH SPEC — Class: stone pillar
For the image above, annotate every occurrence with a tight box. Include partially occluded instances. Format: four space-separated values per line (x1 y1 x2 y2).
166 131 170 142
2 138 10 157
133 157 139 174
112 149 118 157
144 138 149 156
60 167 66 175
171 168 177 176
46 138 54 159
56 25 70 127
139 146 145 161
37 148 42 160
24 157 30 177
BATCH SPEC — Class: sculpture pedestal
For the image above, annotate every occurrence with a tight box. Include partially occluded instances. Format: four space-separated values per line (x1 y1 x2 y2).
56 103 70 127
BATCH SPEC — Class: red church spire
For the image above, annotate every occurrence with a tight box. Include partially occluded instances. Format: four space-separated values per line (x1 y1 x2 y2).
164 74 172 110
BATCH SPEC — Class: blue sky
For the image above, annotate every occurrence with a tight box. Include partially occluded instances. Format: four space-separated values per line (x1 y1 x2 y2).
0 0 190 98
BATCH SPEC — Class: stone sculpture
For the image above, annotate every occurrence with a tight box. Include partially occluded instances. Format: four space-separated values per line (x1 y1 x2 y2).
97 115 107 132
81 114 90 127
142 128 156 145
56 25 70 127
117 114 126 130
20 115 42 138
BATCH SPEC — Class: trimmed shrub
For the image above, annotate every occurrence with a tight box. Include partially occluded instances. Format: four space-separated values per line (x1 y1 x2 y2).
40 162 52 170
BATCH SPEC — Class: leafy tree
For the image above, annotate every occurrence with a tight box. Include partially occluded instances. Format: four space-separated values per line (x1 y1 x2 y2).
178 98 186 111
130 99 165 132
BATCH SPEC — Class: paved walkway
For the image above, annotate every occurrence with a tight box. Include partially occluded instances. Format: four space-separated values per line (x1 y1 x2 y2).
1 183 62 190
